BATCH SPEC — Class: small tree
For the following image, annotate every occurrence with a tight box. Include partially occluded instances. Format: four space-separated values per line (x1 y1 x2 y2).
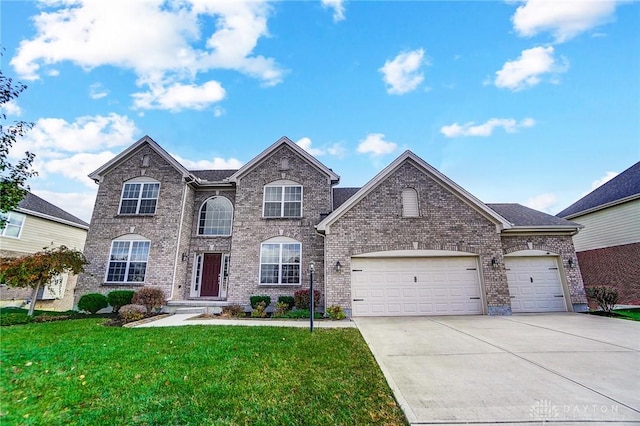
0 245 88 316
585 286 619 314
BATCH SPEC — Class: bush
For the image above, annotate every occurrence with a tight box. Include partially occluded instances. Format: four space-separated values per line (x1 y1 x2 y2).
78 293 109 314
107 290 135 313
221 304 245 318
294 289 321 310
0 312 32 326
273 301 291 318
250 295 271 309
251 301 267 318
326 305 347 320
586 286 618 313
119 304 147 323
282 309 323 319
277 295 295 310
132 287 166 314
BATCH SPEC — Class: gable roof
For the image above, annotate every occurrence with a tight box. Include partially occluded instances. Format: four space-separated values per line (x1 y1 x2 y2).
333 187 360 210
556 161 640 219
190 169 238 183
317 150 512 233
15 192 89 229
229 136 340 183
88 135 193 183
488 203 581 231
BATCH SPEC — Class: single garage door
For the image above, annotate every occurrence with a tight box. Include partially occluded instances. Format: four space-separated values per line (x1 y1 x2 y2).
505 257 567 313
351 257 483 316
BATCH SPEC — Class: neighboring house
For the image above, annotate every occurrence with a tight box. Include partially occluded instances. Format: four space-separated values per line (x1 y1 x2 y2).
76 135 588 316
557 162 640 305
0 192 89 311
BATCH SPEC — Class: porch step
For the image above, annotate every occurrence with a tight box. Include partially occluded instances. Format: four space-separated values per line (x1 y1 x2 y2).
164 300 237 314
174 307 206 315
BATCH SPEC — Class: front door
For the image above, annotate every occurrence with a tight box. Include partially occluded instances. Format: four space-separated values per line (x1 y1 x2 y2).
201 253 222 297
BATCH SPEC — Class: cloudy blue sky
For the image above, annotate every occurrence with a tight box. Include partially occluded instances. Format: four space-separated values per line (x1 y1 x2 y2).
2 0 638 222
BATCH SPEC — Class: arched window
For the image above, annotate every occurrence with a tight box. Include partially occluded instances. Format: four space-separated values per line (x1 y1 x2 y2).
198 197 233 236
402 188 419 217
119 177 160 215
105 234 151 283
259 237 301 285
263 180 303 218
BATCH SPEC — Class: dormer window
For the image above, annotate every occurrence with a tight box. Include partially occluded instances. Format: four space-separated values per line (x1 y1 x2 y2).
263 181 302 218
119 178 160 215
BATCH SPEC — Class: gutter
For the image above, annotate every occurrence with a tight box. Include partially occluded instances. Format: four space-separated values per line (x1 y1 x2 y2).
560 194 640 220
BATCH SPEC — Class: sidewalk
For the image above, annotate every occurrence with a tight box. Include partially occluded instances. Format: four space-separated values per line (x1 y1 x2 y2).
133 313 357 328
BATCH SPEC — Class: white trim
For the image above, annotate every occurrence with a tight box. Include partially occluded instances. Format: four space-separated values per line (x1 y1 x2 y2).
118 180 161 215
190 254 203 298
352 249 478 258
104 239 151 284
259 240 302 286
197 196 234 236
0 211 26 238
229 136 339 183
317 151 512 233
262 183 303 218
15 208 88 230
504 249 560 257
171 183 189 301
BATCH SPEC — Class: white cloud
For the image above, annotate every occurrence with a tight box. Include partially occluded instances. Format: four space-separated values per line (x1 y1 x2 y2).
586 171 618 194
213 106 225 117
40 151 119 188
321 0 346 22
512 0 620 43
379 49 427 95
525 192 557 213
89 83 108 100
171 154 243 170
2 99 23 116
440 117 536 138
326 142 347 158
296 137 346 158
132 79 226 112
494 46 568 91
356 133 397 156
31 189 97 223
11 0 283 110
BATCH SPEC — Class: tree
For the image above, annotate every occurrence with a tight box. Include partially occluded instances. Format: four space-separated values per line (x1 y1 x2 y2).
1 54 37 227
0 246 89 316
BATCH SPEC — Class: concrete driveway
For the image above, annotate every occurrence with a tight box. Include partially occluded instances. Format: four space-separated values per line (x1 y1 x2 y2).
354 314 640 425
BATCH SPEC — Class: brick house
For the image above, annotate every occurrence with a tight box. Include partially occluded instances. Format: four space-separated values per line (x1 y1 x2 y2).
557 161 640 305
76 135 588 316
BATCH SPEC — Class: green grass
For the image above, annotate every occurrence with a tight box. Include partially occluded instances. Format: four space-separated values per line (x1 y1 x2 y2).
613 308 640 321
0 319 407 425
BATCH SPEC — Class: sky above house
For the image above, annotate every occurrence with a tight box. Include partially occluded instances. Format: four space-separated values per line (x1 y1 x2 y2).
2 0 638 223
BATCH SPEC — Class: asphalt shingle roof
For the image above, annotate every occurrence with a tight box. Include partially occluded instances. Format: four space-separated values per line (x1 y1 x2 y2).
556 161 640 218
333 187 361 210
488 203 580 228
190 169 238 182
18 192 89 228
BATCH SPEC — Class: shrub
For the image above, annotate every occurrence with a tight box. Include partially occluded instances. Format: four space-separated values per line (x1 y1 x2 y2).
250 295 271 309
0 312 32 326
107 290 135 313
273 301 290 318
251 301 267 318
282 309 323 319
277 295 295 310
294 289 321 310
326 305 347 320
586 286 618 313
119 304 147 323
132 287 166 314
78 293 109 314
221 304 245 318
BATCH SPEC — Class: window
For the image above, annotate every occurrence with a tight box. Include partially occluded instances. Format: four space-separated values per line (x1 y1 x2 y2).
119 180 160 215
402 188 419 217
0 212 26 238
198 197 233 236
263 183 302 218
260 241 301 285
106 240 151 283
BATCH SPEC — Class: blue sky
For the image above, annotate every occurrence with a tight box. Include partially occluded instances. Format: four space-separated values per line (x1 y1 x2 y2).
2 0 638 222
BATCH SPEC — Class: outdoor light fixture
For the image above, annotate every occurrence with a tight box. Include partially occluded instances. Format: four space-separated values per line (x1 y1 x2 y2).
335 261 342 272
181 252 189 262
567 258 574 268
491 257 498 269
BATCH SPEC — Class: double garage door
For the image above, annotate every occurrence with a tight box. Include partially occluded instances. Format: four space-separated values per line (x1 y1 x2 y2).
351 256 567 316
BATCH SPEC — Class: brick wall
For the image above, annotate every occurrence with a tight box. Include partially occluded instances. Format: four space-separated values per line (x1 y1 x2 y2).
577 242 640 305
75 145 186 304
226 145 332 306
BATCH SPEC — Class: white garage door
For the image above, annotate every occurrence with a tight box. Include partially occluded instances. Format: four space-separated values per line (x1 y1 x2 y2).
351 257 483 316
505 257 567 313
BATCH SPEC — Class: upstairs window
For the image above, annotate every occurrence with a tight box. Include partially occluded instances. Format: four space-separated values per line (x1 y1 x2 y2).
198 197 233 236
402 188 419 217
260 239 301 285
263 182 302 218
0 212 26 238
119 180 160 215
106 238 151 283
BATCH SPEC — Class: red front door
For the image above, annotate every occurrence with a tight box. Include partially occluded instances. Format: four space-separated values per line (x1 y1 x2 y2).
201 253 222 297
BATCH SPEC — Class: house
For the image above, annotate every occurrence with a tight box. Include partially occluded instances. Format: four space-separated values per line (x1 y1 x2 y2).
557 162 640 305
76 135 588 316
0 192 89 311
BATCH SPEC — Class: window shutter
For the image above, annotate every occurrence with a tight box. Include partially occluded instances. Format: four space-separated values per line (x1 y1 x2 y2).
402 188 419 217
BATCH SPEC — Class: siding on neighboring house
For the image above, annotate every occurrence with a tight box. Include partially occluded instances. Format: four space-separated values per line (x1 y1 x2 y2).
0 215 87 254
570 200 640 252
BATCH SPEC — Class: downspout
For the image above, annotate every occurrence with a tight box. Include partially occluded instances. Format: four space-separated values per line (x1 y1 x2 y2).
170 178 190 301
315 228 327 315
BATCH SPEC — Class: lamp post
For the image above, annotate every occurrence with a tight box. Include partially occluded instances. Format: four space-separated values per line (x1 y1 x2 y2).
309 261 314 333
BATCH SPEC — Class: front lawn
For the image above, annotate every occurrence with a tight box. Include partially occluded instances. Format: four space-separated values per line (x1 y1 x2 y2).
613 308 640 321
0 319 407 425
